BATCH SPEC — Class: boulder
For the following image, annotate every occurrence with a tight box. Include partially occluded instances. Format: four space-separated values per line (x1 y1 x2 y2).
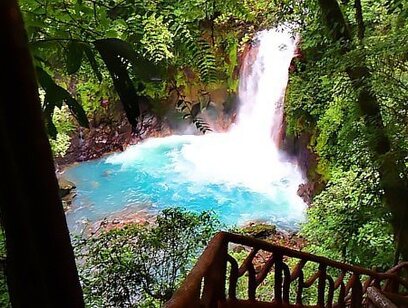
58 178 76 198
58 178 77 211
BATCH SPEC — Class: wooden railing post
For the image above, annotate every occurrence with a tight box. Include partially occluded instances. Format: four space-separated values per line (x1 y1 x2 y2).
296 269 304 305
227 255 239 300
274 252 283 304
318 264 327 306
351 274 363 308
247 263 257 300
201 239 228 307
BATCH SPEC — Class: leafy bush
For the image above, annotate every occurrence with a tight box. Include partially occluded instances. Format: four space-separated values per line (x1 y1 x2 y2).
49 106 76 157
301 168 395 269
74 208 220 307
0 229 9 307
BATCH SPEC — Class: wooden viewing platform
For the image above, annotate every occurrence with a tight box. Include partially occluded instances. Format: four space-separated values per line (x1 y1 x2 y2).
166 232 408 308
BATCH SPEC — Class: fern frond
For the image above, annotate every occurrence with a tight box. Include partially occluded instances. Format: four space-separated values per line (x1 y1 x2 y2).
167 18 218 84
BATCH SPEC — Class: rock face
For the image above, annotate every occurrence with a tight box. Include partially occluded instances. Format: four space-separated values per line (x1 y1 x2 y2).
297 181 324 206
58 178 76 197
280 129 324 206
55 112 171 169
58 178 76 211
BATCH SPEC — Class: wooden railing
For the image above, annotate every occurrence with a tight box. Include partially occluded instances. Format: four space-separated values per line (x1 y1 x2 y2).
165 232 408 308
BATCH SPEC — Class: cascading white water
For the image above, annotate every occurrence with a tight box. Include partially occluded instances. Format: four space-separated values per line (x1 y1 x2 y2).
172 28 303 194
65 27 306 230
234 29 297 144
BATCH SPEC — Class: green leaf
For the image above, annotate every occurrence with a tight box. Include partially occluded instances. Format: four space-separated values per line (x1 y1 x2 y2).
84 45 102 82
105 29 119 38
36 66 55 91
66 40 84 74
36 67 89 130
190 103 200 117
37 67 70 107
93 38 163 81
65 97 89 128
43 102 57 139
94 39 142 129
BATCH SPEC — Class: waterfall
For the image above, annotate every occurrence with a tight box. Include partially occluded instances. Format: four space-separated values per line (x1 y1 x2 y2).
171 28 303 194
234 29 297 146
65 27 306 230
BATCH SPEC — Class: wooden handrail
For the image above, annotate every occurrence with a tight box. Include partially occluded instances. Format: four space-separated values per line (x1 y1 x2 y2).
165 232 408 308
165 232 226 308
224 232 407 283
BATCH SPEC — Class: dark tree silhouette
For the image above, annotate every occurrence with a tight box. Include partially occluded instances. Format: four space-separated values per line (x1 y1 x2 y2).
0 0 84 306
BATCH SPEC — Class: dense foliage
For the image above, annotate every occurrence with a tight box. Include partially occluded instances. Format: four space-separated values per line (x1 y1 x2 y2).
49 106 76 157
283 0 408 265
0 229 9 308
11 0 408 305
73 208 220 307
301 169 394 268
20 0 282 136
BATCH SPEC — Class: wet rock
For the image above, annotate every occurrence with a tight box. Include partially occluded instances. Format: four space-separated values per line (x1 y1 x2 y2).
297 181 325 206
58 178 76 198
87 210 153 236
58 178 77 211
61 191 76 211
280 129 326 206
56 111 172 168
297 182 313 205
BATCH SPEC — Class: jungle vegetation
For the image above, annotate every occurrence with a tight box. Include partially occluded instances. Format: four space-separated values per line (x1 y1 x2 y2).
0 0 407 306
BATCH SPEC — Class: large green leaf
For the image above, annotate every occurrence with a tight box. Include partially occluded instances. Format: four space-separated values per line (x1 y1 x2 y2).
43 101 58 139
36 66 56 91
36 67 89 134
66 40 84 74
36 67 66 108
83 45 103 82
65 97 89 128
94 39 142 129
93 38 163 82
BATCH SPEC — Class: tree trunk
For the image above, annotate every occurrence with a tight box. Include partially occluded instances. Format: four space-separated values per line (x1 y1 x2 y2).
0 1 84 306
354 0 365 41
317 0 408 260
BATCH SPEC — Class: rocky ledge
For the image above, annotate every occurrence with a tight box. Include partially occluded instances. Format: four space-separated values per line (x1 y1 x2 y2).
235 222 305 251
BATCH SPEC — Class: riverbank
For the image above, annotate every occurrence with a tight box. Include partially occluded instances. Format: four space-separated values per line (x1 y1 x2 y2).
55 112 171 171
83 210 305 251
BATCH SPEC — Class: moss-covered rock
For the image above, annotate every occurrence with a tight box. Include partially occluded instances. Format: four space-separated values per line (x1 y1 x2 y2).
239 223 277 239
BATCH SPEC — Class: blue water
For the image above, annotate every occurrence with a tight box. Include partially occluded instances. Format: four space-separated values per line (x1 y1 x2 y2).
64 135 306 232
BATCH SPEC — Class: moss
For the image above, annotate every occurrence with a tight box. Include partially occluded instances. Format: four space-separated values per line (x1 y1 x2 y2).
238 223 277 239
